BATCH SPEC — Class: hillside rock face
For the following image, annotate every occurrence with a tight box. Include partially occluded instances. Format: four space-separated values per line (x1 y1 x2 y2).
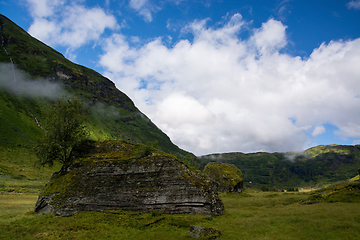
35 141 224 217
203 162 243 193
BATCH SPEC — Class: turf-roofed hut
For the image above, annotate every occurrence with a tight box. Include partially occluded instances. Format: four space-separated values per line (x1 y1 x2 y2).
35 140 224 217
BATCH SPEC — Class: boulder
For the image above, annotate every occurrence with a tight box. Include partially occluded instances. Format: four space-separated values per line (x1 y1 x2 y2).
188 225 222 239
35 141 224 217
203 162 243 193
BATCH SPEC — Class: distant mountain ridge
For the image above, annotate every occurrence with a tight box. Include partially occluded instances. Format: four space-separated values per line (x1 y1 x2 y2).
196 144 360 189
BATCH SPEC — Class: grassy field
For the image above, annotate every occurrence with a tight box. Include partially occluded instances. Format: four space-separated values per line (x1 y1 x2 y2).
1 188 359 240
0 146 61 193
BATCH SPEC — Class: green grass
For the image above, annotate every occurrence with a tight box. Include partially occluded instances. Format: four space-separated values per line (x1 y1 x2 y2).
0 90 47 148
0 193 37 223
214 191 360 239
350 175 359 181
305 144 352 157
1 189 359 239
0 146 61 193
306 181 360 203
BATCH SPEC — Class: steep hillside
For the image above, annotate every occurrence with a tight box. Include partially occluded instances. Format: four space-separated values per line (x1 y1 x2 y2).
0 14 188 156
196 145 360 189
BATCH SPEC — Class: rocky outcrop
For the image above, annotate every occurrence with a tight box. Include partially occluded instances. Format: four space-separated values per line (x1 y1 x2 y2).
203 162 243 193
35 141 224 217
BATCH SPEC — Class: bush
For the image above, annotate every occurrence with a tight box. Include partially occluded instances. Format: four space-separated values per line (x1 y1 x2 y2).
150 209 164 217
132 141 159 158
261 186 278 192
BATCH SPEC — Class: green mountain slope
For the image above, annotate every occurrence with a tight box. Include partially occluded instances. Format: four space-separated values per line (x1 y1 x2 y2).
0 14 188 156
196 144 360 189
0 14 190 191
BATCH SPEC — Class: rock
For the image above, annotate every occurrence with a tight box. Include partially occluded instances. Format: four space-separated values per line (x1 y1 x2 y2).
203 162 243 193
188 225 222 239
34 141 224 217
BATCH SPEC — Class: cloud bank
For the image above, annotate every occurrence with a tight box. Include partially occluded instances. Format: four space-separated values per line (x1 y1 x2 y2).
99 14 360 155
21 1 360 155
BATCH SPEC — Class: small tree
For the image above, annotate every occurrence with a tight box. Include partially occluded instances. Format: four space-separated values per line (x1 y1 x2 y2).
36 96 90 169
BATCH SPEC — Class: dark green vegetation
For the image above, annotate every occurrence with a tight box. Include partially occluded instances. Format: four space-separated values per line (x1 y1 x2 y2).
36 97 90 168
197 144 360 189
0 14 190 192
203 162 243 192
1 182 360 239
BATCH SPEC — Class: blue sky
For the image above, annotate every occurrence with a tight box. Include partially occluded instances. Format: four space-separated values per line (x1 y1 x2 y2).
1 0 360 155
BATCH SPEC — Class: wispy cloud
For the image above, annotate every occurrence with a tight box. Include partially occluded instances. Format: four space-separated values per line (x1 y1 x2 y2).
275 0 293 21
312 125 326 137
129 0 160 22
348 0 360 10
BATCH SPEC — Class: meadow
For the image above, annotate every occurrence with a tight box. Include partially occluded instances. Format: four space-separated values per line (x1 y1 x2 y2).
1 187 359 240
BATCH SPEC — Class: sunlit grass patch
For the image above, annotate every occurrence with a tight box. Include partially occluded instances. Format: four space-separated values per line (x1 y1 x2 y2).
350 175 359 181
0 193 38 223
0 207 211 239
0 146 61 193
211 192 360 239
306 182 360 203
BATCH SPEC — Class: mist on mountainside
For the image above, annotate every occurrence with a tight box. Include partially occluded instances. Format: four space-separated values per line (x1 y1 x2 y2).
0 63 65 99
284 151 309 162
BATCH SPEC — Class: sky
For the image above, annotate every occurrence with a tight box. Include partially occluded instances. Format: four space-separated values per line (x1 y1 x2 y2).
1 0 360 156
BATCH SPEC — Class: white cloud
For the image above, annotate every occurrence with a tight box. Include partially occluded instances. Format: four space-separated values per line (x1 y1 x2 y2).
348 0 360 10
99 14 360 155
129 0 159 22
251 18 287 54
27 18 59 42
154 93 214 126
26 0 118 59
26 0 64 18
312 125 325 137
129 0 148 10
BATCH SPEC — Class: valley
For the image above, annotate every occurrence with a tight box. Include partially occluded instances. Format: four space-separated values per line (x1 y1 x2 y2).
1 12 360 240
